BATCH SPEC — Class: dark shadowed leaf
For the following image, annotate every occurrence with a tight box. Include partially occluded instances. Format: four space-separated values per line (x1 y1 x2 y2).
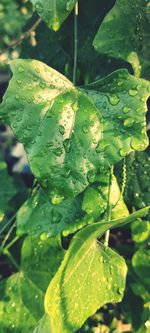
93 0 150 78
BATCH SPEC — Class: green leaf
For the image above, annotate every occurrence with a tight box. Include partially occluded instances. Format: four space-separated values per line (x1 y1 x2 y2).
82 174 129 220
44 207 150 333
131 219 150 244
108 174 129 220
130 282 150 303
93 0 150 78
132 248 150 287
17 187 83 238
31 314 52 333
0 236 64 333
0 273 36 333
0 156 17 223
122 151 150 210
0 60 149 202
30 0 77 31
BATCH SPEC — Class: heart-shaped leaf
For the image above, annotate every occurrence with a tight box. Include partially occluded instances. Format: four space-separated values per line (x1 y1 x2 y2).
0 236 64 333
44 207 150 333
0 60 149 203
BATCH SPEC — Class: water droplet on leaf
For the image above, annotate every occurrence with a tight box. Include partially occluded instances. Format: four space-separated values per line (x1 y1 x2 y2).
18 65 24 73
109 94 120 106
129 89 138 96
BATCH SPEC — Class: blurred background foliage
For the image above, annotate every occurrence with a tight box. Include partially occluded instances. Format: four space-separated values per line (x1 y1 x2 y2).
0 1 149 332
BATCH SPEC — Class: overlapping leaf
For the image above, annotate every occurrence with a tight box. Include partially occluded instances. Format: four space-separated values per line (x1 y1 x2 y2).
0 156 17 223
0 236 64 333
82 175 129 220
44 208 150 333
17 187 84 238
122 151 150 210
0 60 149 203
93 0 150 78
30 0 77 31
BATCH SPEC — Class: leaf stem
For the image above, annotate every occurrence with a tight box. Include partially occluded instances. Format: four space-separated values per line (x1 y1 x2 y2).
3 248 19 271
104 166 113 247
0 213 16 235
73 1 78 85
1 220 16 248
4 236 19 251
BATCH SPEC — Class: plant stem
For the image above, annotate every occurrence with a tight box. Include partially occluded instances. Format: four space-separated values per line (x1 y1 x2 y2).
4 236 19 251
0 18 41 56
73 1 78 85
0 213 16 235
3 249 19 271
104 166 113 247
2 220 16 248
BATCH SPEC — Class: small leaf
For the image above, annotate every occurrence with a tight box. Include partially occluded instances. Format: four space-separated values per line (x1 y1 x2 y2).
44 207 150 333
0 236 64 333
131 219 150 244
0 156 17 223
122 151 150 210
30 0 77 31
93 0 150 78
132 248 150 287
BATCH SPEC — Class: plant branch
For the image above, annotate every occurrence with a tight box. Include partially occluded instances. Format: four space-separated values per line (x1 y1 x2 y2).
3 249 19 271
104 166 114 247
73 1 78 85
1 220 16 248
0 18 42 56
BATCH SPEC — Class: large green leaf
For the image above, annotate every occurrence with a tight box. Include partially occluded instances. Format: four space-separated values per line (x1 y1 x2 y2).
0 60 149 202
0 236 64 333
17 187 84 238
93 0 150 78
0 156 17 223
30 0 77 31
44 207 150 333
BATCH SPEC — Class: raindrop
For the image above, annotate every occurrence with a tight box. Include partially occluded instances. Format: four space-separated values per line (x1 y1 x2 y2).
119 148 127 157
123 118 134 127
122 106 130 114
109 94 120 106
59 125 65 135
51 194 64 205
63 167 71 178
52 16 60 31
63 138 71 153
16 80 22 85
54 148 63 156
87 169 96 183
129 89 138 96
82 123 89 134
39 81 46 89
18 65 24 73
15 94 20 100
